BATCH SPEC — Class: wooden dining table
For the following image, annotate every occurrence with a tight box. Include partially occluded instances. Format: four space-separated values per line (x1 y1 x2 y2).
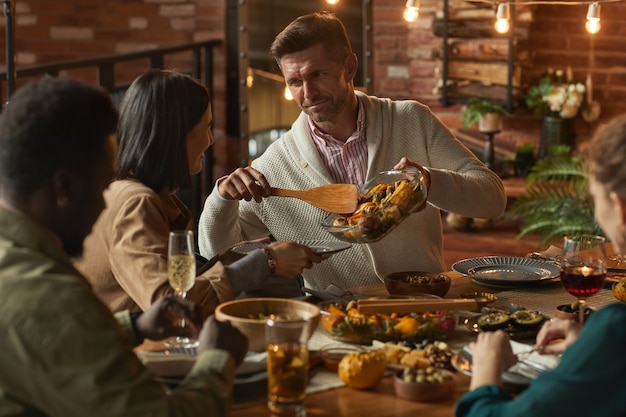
227 269 619 417
136 264 619 417
229 272 477 417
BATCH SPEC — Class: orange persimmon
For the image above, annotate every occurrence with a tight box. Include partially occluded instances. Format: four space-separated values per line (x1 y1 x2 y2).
394 316 420 335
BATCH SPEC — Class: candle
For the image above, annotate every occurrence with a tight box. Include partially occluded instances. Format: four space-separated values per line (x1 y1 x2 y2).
586 73 593 103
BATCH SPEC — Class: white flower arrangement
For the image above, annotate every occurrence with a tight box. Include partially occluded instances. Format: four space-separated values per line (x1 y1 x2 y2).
526 69 587 120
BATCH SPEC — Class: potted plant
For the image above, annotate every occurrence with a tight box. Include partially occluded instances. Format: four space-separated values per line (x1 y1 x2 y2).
509 145 605 245
462 98 508 132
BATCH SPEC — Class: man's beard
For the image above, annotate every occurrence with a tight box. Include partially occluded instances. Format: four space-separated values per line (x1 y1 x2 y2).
303 92 349 125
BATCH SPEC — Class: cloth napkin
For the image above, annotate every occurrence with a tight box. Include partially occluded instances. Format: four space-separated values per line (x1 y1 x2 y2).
461 340 560 382
507 340 560 379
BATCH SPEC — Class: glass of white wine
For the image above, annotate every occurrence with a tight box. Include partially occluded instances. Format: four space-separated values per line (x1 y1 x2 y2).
165 230 198 349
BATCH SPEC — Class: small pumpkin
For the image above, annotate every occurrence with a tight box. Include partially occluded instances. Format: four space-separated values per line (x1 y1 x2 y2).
613 277 626 302
338 351 386 389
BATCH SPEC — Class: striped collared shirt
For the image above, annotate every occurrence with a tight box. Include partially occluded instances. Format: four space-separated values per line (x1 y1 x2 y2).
308 97 368 185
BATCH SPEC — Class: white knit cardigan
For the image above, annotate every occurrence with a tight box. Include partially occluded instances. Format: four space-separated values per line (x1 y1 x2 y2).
199 92 506 291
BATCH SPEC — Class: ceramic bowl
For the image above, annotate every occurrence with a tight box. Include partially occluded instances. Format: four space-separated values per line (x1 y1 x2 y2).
384 271 451 298
321 168 428 243
393 368 456 403
214 297 320 352
319 344 363 372
554 303 594 322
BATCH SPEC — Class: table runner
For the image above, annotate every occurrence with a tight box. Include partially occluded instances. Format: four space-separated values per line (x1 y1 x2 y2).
486 281 616 316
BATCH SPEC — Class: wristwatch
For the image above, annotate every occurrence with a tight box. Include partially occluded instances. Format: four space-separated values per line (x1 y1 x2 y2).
263 246 276 275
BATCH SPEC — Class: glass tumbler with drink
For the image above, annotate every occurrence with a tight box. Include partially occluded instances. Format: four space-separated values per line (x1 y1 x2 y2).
165 230 198 348
266 317 312 417
560 234 607 325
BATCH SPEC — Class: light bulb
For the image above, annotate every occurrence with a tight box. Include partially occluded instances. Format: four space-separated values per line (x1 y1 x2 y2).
326 0 339 4
403 0 419 23
494 3 510 34
585 3 601 34
246 68 254 88
495 18 510 33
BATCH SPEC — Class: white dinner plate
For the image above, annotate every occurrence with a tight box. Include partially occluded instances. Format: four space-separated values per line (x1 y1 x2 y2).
139 347 267 377
231 240 352 259
452 341 558 391
451 350 533 389
452 256 560 287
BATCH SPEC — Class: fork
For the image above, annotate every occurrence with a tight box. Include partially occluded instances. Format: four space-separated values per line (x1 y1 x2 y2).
516 346 539 361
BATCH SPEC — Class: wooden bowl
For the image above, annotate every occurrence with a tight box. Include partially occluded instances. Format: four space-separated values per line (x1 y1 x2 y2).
554 303 594 322
393 369 456 403
214 297 320 352
384 271 451 298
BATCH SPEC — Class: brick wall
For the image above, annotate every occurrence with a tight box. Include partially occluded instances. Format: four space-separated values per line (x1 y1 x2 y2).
372 0 626 153
1 0 626 176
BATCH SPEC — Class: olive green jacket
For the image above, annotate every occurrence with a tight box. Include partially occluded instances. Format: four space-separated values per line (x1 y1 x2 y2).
0 206 236 417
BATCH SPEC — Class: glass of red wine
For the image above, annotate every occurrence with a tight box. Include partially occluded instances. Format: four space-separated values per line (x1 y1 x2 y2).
560 235 607 325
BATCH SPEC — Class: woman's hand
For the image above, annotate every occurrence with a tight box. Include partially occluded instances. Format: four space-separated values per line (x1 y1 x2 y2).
469 330 517 391
269 241 323 279
535 318 581 355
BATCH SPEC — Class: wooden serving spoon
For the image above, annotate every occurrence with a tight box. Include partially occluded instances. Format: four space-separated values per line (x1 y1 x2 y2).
270 184 359 214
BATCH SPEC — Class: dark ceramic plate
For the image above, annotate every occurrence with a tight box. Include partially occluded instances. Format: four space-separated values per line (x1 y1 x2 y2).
452 256 560 288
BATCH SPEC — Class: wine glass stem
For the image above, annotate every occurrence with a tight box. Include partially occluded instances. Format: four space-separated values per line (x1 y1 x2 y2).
175 290 187 328
578 298 586 325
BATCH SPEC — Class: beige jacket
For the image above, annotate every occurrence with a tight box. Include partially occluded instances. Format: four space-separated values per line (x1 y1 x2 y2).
75 179 234 319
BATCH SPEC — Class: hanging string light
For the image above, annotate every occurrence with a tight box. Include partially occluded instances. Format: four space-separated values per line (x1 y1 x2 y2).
585 2 601 34
478 0 610 36
403 0 420 22
494 3 511 33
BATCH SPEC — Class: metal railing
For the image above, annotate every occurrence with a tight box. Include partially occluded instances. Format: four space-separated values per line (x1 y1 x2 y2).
0 39 222 232
0 39 220 106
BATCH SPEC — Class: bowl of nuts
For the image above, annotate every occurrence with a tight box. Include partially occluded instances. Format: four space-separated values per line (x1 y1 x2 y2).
384 271 451 298
393 367 456 402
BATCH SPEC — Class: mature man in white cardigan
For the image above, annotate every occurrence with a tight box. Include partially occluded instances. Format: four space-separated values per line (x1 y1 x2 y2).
198 12 506 292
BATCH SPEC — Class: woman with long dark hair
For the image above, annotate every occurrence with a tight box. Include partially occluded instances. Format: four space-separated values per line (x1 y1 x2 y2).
75 69 320 319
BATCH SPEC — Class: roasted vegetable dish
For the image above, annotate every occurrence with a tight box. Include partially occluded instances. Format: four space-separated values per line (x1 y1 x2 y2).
319 299 455 345
476 308 547 332
322 169 427 243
